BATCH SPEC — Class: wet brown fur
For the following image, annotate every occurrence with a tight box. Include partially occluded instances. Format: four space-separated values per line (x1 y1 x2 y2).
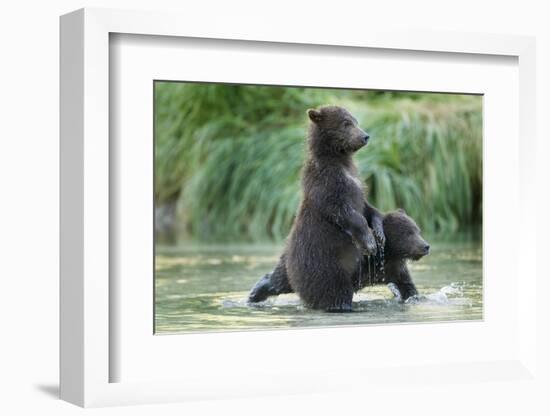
285 106 376 311
248 209 430 305
355 209 430 299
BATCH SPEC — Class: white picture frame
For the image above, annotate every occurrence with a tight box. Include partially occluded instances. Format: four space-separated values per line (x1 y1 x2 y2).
60 7 538 408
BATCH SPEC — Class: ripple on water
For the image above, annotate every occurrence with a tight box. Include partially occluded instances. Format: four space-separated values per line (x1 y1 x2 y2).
220 281 476 312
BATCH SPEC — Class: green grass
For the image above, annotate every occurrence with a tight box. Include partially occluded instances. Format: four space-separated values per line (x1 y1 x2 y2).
155 82 482 242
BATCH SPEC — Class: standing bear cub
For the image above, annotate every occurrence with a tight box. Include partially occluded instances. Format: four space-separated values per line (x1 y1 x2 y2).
248 209 430 305
282 106 384 312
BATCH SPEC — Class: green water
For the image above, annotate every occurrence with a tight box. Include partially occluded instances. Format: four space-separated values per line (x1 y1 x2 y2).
154 240 482 334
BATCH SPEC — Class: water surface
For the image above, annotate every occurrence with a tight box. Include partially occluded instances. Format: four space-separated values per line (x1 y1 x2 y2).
155 240 482 334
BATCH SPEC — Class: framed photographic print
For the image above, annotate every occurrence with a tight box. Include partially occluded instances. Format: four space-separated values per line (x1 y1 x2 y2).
60 8 538 407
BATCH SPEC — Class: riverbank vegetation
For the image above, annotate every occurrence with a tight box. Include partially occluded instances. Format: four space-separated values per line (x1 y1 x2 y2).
155 82 482 242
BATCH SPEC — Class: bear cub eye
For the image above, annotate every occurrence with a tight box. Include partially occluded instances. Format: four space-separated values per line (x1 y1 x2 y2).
342 120 353 127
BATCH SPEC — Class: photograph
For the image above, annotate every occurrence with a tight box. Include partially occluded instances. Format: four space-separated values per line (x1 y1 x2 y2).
153 81 483 334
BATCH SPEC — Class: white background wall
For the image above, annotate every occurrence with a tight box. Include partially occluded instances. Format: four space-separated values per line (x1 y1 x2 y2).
0 1 548 415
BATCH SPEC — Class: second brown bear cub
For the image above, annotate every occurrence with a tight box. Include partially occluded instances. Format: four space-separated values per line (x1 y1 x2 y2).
283 106 384 312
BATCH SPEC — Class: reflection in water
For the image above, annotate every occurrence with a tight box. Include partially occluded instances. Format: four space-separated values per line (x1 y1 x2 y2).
155 240 482 334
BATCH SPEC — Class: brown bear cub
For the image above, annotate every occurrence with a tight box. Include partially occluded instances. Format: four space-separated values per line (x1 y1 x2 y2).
274 106 384 312
248 209 430 305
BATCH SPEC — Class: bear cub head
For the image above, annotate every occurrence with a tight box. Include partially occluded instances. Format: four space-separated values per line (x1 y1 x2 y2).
307 106 370 155
383 209 430 261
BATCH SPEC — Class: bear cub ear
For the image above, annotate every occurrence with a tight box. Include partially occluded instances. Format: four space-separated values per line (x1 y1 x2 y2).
307 109 323 123
397 208 407 214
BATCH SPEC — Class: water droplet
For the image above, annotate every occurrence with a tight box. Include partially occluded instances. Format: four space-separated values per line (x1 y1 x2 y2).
367 255 372 286
357 254 362 289
378 245 385 282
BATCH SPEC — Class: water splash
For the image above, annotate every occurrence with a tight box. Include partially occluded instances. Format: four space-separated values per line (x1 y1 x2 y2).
224 294 302 309
223 281 472 312
440 282 465 296
387 282 402 302
404 282 470 306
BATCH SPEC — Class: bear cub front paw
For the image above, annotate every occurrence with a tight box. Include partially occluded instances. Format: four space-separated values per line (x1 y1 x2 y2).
359 229 377 256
